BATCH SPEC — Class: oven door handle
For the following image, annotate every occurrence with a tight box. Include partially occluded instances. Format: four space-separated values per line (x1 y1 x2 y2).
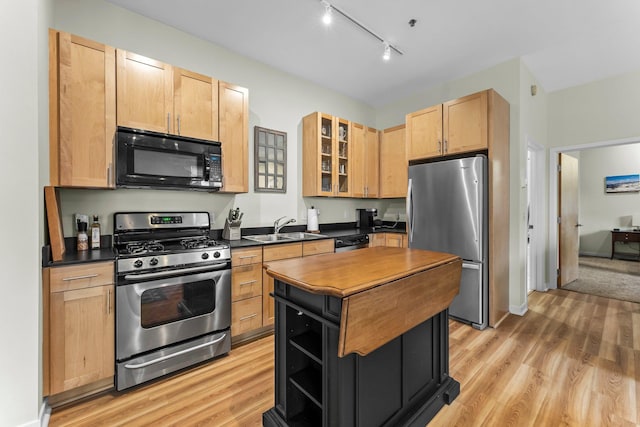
123 333 227 369
123 262 228 280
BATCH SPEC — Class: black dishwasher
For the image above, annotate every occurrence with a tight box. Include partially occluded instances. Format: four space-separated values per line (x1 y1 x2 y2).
334 234 369 252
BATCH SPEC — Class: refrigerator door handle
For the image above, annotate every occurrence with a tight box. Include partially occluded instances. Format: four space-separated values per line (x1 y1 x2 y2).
406 178 414 242
462 262 481 270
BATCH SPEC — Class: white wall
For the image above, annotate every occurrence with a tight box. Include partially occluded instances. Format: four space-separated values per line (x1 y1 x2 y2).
0 0 46 425
52 0 395 237
578 143 640 257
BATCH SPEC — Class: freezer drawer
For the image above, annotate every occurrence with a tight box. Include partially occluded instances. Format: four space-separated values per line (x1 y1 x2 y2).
449 261 487 329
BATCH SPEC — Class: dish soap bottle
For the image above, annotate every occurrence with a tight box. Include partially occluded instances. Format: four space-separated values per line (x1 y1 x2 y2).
90 215 101 249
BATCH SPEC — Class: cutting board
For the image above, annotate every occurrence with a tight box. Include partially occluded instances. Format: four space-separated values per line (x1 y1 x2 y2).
45 186 65 261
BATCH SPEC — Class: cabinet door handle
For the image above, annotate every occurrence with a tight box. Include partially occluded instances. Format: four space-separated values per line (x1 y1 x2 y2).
239 280 256 286
62 273 98 281
107 163 112 187
239 255 257 259
438 140 442 154
177 115 181 135
240 313 257 321
167 113 171 133
444 139 448 153
107 289 112 314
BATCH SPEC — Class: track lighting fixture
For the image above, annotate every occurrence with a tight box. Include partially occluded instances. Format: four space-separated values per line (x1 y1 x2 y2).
317 1 404 60
321 0 332 25
382 42 391 61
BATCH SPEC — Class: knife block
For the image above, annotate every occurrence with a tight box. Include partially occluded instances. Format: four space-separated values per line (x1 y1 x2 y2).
222 219 241 240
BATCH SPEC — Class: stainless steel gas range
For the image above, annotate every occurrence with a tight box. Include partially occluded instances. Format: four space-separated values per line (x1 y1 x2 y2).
113 212 231 391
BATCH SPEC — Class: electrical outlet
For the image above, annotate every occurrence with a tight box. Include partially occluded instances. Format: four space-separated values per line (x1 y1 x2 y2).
396 212 400 221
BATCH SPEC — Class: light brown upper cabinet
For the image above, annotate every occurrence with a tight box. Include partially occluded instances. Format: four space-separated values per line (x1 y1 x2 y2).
351 123 380 198
173 68 219 140
219 82 249 193
379 124 407 198
303 112 352 197
406 90 488 160
116 51 220 141
49 30 116 188
116 50 173 134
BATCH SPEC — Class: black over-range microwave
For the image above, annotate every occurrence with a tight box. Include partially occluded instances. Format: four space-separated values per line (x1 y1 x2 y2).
115 127 223 191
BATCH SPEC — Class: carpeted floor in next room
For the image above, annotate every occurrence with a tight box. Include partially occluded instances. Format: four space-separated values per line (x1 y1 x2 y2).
563 256 640 303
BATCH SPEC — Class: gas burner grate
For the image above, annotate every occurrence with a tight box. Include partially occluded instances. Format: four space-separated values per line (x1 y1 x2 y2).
180 237 219 249
125 241 165 255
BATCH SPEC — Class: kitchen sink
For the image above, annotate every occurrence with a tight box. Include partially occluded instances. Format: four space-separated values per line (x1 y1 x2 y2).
243 232 328 243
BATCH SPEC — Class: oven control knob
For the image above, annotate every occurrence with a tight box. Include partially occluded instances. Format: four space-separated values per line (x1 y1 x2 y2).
133 259 143 268
201 252 210 260
149 257 159 266
213 251 221 258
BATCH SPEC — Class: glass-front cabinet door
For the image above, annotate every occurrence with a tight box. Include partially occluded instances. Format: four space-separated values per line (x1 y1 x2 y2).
302 112 351 197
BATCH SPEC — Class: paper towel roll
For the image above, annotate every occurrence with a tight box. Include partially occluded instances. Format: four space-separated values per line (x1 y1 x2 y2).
307 208 319 232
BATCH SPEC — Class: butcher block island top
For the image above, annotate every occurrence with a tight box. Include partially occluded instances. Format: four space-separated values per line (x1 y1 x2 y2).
264 246 460 297
263 247 463 427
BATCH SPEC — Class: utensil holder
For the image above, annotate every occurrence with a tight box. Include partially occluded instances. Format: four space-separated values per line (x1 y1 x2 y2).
223 219 241 240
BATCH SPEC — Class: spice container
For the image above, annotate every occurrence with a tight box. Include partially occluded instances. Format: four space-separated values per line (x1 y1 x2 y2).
90 215 101 249
76 220 89 251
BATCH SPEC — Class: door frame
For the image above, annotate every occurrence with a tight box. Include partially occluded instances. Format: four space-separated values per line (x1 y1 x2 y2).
526 136 545 295
548 136 640 290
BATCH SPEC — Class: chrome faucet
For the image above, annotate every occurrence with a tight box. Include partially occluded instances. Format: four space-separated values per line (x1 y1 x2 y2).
274 216 296 234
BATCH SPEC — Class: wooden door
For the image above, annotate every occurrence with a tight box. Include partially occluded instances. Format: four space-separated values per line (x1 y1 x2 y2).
173 68 219 140
116 50 173 133
302 112 334 197
49 285 114 394
558 153 580 286
219 81 248 193
365 126 380 198
443 91 488 155
406 104 442 160
351 122 365 198
379 125 407 198
51 31 116 188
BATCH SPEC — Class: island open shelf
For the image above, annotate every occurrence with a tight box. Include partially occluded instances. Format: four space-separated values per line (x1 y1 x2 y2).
262 247 462 427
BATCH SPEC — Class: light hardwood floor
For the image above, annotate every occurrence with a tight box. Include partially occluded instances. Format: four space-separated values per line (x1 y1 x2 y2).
49 289 640 426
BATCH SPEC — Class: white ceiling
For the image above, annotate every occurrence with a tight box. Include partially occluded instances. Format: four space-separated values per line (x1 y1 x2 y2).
106 0 640 108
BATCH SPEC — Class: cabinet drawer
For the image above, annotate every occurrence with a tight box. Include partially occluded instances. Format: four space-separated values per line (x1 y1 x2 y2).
263 242 303 261
303 239 335 256
232 264 262 301
231 247 263 266
369 233 386 248
50 261 114 293
232 296 262 335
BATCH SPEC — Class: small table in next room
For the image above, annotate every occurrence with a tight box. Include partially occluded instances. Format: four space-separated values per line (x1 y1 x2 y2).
610 230 640 260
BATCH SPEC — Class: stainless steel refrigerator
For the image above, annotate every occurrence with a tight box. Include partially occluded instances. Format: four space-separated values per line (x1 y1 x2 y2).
407 155 488 329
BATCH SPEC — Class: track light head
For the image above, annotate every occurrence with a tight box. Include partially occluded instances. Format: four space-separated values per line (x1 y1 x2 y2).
321 1 332 25
382 42 391 61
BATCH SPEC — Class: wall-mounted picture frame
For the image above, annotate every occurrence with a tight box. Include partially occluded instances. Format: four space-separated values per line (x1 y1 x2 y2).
605 174 640 193
254 126 286 193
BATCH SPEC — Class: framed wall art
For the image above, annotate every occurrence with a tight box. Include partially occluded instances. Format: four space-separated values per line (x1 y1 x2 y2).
605 174 640 193
254 126 287 193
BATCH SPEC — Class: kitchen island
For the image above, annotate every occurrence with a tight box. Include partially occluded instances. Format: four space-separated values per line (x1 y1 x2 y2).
262 247 462 427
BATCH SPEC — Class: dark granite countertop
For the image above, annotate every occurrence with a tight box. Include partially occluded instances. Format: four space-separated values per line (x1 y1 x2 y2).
42 222 406 266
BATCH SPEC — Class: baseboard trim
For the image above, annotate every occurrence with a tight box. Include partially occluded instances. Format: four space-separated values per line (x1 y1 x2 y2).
40 399 51 427
510 302 528 316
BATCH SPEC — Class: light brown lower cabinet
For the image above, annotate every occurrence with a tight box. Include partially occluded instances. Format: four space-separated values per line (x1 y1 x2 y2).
231 247 263 338
368 233 407 248
262 243 304 326
44 261 114 400
385 233 407 248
